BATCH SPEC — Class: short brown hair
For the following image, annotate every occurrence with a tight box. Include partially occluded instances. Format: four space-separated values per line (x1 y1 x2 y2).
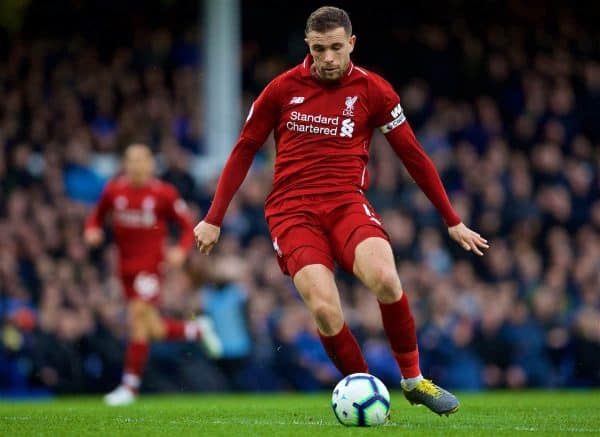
305 6 352 36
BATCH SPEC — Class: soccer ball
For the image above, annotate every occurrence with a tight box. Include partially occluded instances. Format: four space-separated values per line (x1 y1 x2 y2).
331 373 391 426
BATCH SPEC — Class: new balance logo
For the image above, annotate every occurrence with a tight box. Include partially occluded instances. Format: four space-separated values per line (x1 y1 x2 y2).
340 118 355 138
289 96 305 104
390 103 403 118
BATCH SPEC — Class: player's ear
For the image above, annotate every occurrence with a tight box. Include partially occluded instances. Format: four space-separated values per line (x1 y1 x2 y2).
348 35 356 54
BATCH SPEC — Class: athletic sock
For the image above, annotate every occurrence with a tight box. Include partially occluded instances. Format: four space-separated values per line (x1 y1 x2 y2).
401 375 424 391
378 293 422 379
122 341 149 392
164 319 185 340
164 319 202 341
318 322 368 376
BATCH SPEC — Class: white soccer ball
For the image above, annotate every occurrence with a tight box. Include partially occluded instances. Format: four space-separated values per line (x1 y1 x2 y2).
331 373 391 426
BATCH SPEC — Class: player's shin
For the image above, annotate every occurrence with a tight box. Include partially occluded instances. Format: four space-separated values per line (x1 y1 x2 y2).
122 301 151 393
162 319 202 341
122 341 150 392
318 322 368 375
378 293 423 384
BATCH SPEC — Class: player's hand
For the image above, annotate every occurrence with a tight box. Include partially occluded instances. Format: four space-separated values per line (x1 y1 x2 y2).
166 246 186 268
194 220 220 255
448 222 489 256
84 227 104 247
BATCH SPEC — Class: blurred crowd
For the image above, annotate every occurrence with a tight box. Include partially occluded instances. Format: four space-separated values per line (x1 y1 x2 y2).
1 2 599 395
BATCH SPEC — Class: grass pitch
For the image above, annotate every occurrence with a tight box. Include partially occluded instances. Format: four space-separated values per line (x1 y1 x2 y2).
1 391 599 436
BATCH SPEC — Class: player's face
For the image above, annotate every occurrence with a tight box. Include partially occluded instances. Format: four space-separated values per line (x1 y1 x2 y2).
305 27 355 82
124 145 155 184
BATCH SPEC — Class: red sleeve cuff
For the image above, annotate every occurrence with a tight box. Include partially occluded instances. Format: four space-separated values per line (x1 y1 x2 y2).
203 215 221 227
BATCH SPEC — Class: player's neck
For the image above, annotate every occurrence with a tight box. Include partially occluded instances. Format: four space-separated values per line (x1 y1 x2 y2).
128 176 152 187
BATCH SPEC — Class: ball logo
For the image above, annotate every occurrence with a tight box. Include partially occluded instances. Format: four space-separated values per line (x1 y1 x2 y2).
331 373 390 427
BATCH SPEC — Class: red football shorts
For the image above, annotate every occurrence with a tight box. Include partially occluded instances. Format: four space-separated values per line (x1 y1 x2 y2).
120 270 162 304
266 191 390 277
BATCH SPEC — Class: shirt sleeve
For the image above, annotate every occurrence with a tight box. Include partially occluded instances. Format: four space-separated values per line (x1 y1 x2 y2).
240 76 281 142
369 74 406 132
385 122 461 227
85 182 113 230
369 75 460 227
164 185 195 252
204 78 281 226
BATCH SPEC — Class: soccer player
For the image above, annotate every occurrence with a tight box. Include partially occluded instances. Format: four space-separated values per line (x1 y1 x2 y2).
194 7 488 415
85 143 222 406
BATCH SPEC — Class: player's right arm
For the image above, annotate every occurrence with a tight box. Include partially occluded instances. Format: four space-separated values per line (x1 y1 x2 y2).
195 77 282 254
84 182 113 247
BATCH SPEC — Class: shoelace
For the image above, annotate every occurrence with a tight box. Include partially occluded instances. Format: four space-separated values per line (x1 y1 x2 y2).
416 379 443 398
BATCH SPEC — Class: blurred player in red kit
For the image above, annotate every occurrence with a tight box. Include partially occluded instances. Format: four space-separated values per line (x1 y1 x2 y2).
195 6 489 416
85 143 222 406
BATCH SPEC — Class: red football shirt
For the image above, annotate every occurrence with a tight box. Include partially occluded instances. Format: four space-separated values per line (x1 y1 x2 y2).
205 55 460 226
85 176 194 275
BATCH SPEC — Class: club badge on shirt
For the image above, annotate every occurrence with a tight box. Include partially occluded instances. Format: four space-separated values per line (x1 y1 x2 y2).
343 96 358 116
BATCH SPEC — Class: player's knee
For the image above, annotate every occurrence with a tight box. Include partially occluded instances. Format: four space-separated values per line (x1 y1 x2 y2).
148 315 166 340
147 326 161 341
371 268 403 303
129 300 149 319
127 311 146 329
128 320 149 340
312 302 344 336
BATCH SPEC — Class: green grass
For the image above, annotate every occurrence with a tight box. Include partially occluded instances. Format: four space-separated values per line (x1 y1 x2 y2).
1 391 599 436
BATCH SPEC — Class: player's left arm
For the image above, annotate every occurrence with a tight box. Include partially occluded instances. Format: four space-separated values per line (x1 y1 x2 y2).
371 77 488 255
386 123 488 255
164 185 194 267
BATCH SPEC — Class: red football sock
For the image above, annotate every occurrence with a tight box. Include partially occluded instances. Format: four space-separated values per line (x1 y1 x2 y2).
164 319 202 341
164 319 186 340
318 323 368 376
378 293 421 378
123 341 149 392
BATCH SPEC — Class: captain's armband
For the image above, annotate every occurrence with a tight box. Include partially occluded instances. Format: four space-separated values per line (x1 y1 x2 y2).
378 103 406 134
